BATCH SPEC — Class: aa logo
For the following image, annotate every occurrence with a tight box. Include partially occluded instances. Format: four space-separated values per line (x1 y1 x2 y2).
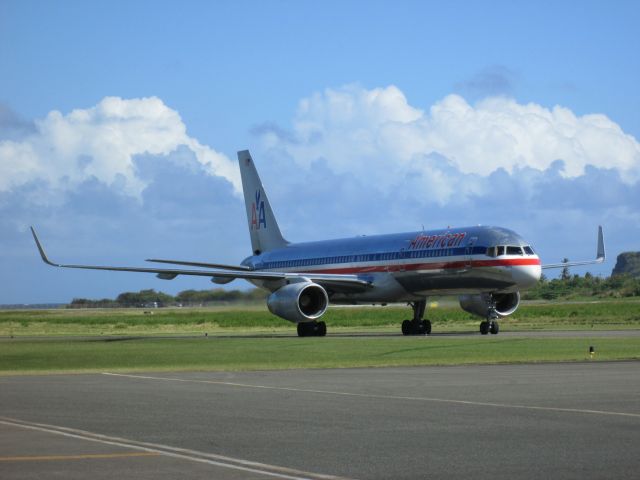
251 190 267 230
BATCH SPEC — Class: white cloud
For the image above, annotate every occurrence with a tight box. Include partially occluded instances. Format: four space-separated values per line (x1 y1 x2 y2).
0 97 240 199
269 85 640 203
2 89 639 302
425 95 640 179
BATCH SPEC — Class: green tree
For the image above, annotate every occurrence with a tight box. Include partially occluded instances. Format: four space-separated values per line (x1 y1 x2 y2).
560 258 571 281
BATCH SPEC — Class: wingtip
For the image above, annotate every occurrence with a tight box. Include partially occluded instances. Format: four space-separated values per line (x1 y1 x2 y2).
30 226 56 266
597 225 606 262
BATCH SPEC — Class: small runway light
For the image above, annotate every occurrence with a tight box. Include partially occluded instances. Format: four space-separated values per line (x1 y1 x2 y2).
589 346 595 359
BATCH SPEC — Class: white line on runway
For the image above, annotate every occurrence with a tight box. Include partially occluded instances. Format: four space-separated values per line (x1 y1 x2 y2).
102 372 640 419
0 417 351 480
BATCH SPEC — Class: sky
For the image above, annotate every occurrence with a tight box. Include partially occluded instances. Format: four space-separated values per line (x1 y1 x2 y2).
1 0 639 303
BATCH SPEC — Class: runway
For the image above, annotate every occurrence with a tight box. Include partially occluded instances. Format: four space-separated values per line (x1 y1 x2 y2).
1 362 639 479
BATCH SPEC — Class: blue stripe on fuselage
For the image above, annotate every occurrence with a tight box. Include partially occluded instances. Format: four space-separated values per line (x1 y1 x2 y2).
243 226 529 272
256 246 486 270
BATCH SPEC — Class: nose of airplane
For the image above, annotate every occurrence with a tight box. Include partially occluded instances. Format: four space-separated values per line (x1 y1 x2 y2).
512 263 541 289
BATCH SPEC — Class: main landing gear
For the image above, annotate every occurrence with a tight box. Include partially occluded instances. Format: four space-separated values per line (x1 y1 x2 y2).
479 301 500 335
401 300 432 336
479 319 499 335
297 321 327 337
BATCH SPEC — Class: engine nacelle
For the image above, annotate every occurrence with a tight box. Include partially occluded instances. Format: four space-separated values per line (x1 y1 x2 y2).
267 282 329 323
459 292 520 318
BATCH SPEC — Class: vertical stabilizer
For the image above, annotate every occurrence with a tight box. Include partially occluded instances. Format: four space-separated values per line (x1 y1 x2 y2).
238 150 289 255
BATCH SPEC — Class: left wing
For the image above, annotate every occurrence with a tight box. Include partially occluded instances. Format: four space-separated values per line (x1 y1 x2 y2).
145 258 252 271
542 226 605 269
30 227 372 292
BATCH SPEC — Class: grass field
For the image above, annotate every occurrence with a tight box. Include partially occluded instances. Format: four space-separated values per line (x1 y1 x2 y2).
1 336 639 374
1 300 639 374
2 299 640 337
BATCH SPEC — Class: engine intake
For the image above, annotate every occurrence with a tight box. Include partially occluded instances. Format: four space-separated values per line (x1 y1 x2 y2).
267 282 329 323
459 292 520 318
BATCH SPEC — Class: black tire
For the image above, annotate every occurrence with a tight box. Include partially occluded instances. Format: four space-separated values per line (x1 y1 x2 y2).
423 320 432 335
490 321 499 335
297 323 307 337
411 320 423 335
317 321 327 337
401 320 411 335
479 321 489 335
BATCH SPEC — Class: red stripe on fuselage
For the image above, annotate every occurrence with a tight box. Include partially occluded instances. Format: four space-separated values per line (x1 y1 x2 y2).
277 258 541 275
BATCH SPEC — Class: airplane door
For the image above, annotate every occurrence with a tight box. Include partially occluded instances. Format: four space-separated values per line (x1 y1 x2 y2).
465 237 478 269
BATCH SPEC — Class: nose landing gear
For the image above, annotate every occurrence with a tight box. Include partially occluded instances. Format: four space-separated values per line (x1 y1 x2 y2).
401 300 432 335
480 300 500 335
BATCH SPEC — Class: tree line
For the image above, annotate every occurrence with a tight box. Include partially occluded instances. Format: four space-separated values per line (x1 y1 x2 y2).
68 288 268 308
68 272 640 308
523 273 640 300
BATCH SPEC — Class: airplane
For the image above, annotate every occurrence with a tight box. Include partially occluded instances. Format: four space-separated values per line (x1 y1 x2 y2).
31 150 606 337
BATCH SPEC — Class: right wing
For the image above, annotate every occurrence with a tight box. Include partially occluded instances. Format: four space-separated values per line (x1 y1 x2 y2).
31 227 372 292
542 226 606 269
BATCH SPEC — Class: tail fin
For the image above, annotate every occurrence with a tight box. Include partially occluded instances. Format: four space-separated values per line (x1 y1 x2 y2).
238 150 288 255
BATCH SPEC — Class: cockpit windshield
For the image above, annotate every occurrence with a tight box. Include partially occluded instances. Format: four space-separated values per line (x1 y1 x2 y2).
486 245 535 257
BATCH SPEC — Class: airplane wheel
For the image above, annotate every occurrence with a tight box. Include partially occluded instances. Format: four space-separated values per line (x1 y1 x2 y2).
298 322 326 337
489 321 499 335
317 321 327 337
412 319 426 335
423 320 432 335
297 323 307 337
479 321 490 335
401 320 411 336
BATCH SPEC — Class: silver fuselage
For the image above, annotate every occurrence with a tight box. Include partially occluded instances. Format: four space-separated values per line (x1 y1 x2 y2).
243 225 541 303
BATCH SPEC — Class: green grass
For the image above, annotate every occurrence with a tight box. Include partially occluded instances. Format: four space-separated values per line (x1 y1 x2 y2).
1 336 639 374
2 300 640 337
1 300 639 374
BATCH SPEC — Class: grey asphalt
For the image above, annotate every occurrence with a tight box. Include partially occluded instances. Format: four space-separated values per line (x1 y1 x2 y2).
1 362 639 479
0 421 286 480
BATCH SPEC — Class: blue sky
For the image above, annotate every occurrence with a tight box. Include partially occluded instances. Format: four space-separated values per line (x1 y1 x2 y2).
1 0 639 303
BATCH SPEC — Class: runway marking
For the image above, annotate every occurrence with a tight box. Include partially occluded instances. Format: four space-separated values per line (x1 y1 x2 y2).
0 418 351 480
0 452 159 462
102 372 640 419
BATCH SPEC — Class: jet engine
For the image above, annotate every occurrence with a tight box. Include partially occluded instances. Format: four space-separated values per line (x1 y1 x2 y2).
267 282 329 323
458 292 520 318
